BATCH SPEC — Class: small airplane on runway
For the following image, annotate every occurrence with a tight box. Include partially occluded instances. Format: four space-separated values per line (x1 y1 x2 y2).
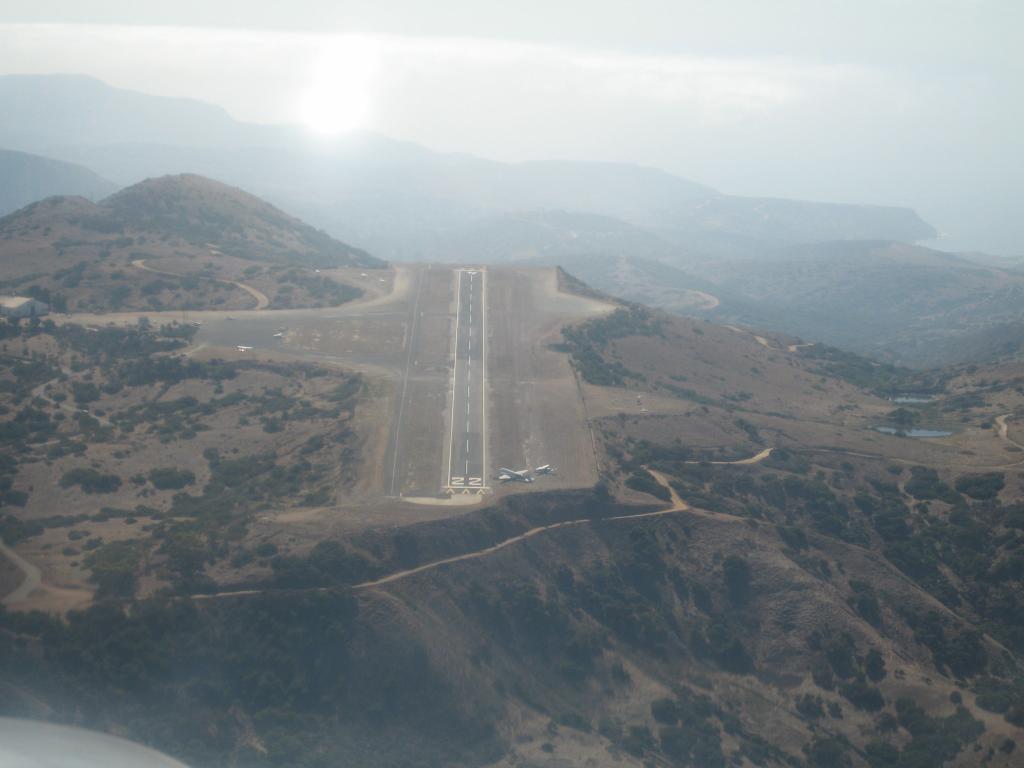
496 465 556 483
497 467 533 483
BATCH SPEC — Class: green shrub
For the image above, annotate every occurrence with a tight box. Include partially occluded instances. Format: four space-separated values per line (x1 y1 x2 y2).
624 470 670 501
148 467 196 491
84 540 140 597
60 468 122 494
954 472 1005 500
905 467 958 503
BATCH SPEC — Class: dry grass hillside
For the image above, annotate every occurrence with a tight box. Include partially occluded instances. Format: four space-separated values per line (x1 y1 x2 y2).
0 174 385 313
0 320 383 612
0 295 1021 767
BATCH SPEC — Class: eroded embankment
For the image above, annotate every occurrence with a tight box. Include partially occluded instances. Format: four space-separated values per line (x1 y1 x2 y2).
197 489 663 599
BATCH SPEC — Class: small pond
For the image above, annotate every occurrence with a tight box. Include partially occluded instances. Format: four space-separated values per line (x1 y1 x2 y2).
873 426 953 438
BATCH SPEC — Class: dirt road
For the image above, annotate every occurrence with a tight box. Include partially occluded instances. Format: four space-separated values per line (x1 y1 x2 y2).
806 444 1024 471
31 372 113 428
0 538 93 614
0 539 41 604
996 414 1022 450
685 448 773 466
194 473 692 601
132 258 270 310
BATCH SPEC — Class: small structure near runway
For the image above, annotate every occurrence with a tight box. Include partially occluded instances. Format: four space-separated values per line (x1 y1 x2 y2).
0 296 48 320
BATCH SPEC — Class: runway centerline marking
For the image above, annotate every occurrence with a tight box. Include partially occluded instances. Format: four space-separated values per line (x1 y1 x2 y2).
444 269 463 488
443 267 490 493
481 267 488 486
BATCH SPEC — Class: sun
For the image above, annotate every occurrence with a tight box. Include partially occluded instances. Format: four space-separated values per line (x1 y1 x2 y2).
298 36 379 135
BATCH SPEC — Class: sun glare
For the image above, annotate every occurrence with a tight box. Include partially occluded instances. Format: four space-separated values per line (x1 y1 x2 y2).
298 36 379 135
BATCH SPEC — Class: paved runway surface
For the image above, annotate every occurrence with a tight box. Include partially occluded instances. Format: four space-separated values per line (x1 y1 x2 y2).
444 269 487 493
180 263 612 505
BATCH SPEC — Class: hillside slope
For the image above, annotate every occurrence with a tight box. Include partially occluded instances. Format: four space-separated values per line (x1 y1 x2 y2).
0 148 117 215
0 174 384 313
101 174 379 268
695 241 1024 368
555 240 1024 368
1 297 1022 766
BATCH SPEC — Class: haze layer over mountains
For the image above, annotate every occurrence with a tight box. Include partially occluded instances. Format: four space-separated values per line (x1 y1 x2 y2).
2 73 1021 369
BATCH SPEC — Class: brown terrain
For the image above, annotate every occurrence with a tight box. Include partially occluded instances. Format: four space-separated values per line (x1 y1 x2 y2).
1 177 1022 768
0 174 383 314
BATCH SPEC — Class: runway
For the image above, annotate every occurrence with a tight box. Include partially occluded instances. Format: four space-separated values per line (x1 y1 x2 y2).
444 269 488 493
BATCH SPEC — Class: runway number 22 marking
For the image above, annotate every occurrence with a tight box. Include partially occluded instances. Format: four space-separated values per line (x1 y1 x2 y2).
449 476 483 487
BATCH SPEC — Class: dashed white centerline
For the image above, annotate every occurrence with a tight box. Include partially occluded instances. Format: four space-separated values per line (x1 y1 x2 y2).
443 268 489 493
444 270 463 488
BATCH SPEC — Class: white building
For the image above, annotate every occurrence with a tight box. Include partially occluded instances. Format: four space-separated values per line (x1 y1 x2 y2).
0 296 49 319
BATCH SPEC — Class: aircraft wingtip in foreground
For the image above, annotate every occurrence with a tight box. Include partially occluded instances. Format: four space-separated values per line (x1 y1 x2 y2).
496 465 556 483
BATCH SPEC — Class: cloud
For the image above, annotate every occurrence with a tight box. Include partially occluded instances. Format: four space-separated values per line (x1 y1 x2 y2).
0 23 869 130
0 21 1018 252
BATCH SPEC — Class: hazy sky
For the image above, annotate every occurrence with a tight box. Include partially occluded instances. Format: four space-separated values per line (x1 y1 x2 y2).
1 1 1021 253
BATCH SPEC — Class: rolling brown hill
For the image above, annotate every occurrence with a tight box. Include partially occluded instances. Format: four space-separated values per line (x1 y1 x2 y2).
0 174 385 313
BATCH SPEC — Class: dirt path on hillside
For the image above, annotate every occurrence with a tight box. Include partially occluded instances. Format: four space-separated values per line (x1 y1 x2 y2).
190 453 775 601
31 371 113 428
0 537 93 614
193 480 694 601
787 342 814 353
644 468 688 511
685 448 773 466
723 325 775 349
0 539 41 604
132 258 270 310
806 443 1024 471
996 414 1023 450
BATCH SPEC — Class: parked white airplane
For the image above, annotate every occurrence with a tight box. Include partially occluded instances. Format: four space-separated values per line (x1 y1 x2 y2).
534 465 555 475
236 345 253 352
497 467 533 483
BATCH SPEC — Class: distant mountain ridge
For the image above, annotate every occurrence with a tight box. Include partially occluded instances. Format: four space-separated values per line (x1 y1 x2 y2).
553 238 1024 368
0 148 117 216
0 74 936 260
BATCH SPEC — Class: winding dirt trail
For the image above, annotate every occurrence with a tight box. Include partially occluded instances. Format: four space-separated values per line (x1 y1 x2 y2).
0 539 41 604
132 259 270 310
996 414 1023 450
190 449 784 601
806 423 1024 473
193 473 696 601
685 447 773 466
644 468 689 511
30 371 113 428
0 539 92 614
